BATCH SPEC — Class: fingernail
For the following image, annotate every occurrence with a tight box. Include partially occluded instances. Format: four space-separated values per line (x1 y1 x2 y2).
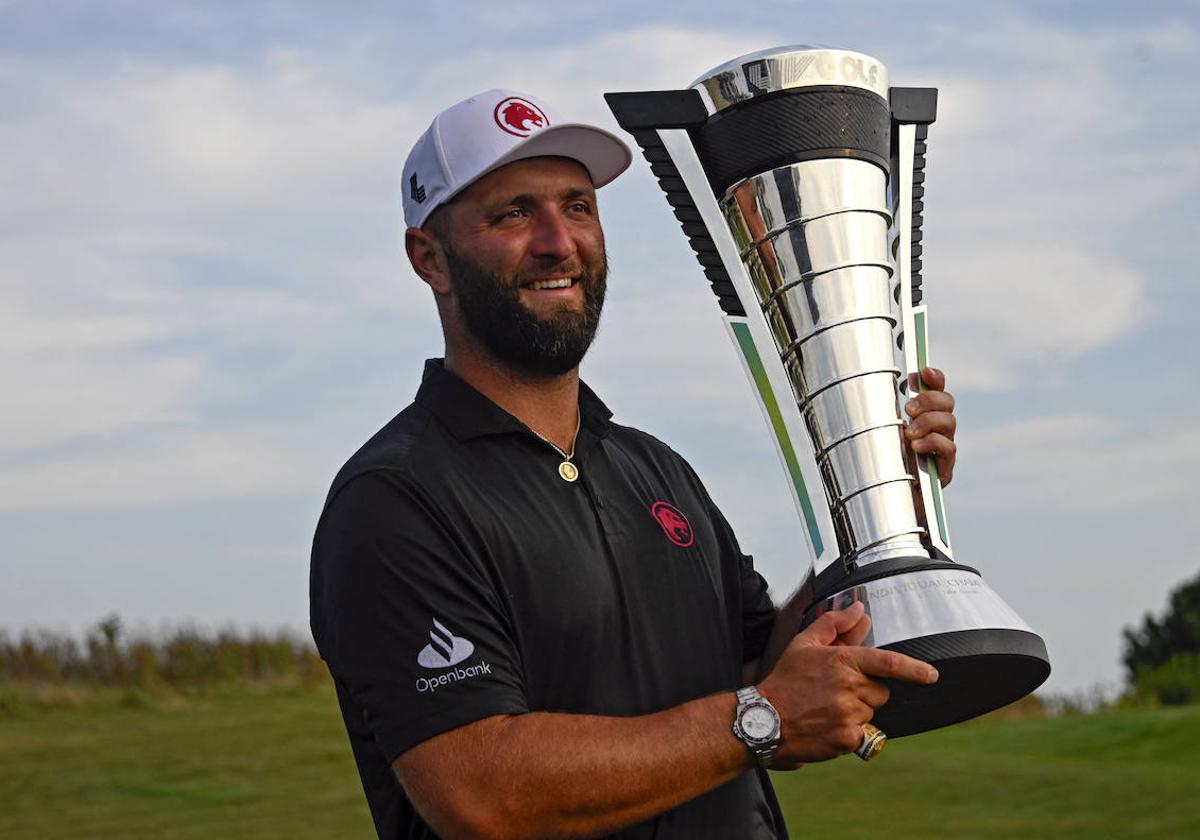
926 667 939 683
905 400 917 416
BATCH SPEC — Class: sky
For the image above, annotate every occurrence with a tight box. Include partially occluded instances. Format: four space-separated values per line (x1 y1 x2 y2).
2 0 1198 697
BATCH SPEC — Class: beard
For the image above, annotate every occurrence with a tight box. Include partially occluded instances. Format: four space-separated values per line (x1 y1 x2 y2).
444 245 607 377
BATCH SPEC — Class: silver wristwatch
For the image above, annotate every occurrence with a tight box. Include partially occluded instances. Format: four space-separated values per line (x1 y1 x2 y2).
732 685 782 768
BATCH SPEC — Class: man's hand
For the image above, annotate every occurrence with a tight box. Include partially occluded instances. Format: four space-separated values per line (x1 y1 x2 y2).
904 366 957 486
759 603 938 768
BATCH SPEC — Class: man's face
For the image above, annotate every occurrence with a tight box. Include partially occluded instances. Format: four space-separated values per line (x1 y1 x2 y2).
433 157 608 377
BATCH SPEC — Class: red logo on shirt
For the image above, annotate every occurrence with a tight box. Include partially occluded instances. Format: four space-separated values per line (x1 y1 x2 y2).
651 501 693 548
494 97 548 137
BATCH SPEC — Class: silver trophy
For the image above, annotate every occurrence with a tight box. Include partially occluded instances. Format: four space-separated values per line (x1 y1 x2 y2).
607 46 1049 736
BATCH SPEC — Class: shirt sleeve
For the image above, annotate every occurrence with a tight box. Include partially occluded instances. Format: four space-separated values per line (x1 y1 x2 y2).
310 470 529 764
700 492 778 665
738 552 777 664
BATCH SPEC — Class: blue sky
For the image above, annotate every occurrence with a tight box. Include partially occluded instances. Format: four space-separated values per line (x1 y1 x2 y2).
2 0 1198 696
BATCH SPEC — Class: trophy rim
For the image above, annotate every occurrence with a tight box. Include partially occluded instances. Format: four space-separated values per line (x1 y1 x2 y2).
691 45 891 112
690 43 829 84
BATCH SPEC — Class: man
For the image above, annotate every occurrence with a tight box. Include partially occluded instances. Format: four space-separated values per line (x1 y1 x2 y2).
310 89 957 840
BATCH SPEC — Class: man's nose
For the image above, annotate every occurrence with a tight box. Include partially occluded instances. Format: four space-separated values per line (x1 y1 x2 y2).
529 209 577 260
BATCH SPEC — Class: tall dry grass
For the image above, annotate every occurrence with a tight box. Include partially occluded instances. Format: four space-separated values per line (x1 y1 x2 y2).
0 614 327 708
2 615 1143 717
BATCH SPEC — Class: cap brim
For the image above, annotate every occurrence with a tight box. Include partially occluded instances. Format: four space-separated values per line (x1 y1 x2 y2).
452 124 633 209
493 123 632 187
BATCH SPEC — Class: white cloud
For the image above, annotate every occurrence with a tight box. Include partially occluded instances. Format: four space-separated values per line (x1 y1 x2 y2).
401 25 771 127
904 16 1198 390
0 431 330 509
931 245 1150 391
958 413 1200 514
0 48 436 456
2 51 416 216
1 353 206 454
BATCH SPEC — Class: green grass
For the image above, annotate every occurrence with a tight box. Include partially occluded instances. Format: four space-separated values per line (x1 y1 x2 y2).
2 687 1198 838
771 705 1200 838
0 685 375 839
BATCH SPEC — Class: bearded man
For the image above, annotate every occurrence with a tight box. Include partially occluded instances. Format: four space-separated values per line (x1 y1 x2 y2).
310 89 957 840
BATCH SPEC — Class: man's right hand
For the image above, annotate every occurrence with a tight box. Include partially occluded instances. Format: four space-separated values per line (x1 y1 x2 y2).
759 602 939 768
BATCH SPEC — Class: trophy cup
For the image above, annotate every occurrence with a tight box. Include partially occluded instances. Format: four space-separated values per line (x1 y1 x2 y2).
606 46 1050 737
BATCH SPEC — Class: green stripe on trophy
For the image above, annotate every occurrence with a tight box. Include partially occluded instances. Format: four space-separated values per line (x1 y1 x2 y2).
730 322 824 555
914 310 949 545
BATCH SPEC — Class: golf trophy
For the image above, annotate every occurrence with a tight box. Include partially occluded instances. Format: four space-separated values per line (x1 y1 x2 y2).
607 46 1050 737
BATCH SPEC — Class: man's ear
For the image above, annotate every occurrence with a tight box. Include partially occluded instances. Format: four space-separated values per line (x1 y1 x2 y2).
405 226 453 296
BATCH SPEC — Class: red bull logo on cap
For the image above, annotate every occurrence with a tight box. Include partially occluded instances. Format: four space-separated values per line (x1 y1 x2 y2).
494 96 549 137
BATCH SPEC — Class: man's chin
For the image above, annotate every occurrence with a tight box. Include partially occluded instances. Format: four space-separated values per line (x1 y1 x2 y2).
517 286 587 315
517 295 592 328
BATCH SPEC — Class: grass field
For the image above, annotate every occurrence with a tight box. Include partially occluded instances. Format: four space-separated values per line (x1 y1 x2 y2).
771 704 1200 838
2 685 1198 839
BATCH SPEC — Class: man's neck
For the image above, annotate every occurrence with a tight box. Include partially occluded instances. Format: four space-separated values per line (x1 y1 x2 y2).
445 347 581 454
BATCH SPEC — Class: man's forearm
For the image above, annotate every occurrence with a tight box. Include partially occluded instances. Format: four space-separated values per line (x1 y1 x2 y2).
394 606 929 839
396 691 752 840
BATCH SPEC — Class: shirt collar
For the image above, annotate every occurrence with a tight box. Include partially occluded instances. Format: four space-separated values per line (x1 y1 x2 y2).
415 358 613 442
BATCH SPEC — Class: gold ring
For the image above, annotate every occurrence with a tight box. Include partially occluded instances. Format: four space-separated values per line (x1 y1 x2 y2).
856 723 887 761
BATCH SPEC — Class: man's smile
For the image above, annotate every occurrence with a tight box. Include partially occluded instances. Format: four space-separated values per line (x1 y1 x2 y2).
524 277 575 290
520 275 582 299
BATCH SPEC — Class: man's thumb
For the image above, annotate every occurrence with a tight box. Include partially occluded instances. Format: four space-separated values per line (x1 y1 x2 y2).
795 603 865 648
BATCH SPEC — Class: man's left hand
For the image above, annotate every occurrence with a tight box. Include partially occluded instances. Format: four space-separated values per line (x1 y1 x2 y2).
903 366 957 486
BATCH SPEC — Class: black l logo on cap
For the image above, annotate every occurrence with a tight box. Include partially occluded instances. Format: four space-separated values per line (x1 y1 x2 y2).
410 173 427 204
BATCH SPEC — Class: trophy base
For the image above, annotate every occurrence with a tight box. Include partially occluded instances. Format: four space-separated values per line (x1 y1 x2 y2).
873 627 1050 736
796 561 1051 738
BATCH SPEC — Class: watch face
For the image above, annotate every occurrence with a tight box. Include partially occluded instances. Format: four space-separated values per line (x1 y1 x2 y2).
740 703 779 742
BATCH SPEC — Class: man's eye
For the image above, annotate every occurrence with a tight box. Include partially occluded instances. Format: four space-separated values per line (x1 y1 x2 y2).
494 208 526 223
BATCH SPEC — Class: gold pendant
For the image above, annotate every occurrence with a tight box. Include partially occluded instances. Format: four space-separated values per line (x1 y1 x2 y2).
558 461 579 482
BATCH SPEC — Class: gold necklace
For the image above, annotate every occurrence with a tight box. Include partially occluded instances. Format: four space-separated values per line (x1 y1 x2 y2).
530 412 581 483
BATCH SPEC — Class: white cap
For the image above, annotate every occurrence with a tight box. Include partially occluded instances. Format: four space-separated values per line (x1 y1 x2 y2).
402 89 633 229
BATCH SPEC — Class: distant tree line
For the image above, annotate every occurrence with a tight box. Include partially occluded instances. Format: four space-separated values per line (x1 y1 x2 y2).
6 576 1199 711
0 613 326 693
1123 570 1200 705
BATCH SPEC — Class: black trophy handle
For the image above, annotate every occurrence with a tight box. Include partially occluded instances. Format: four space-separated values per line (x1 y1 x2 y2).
605 90 746 316
889 87 937 306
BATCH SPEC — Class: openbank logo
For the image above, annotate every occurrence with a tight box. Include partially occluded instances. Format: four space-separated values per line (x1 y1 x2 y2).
416 661 492 694
416 617 475 669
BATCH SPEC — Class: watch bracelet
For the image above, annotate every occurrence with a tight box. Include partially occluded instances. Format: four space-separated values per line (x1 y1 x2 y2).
734 685 781 767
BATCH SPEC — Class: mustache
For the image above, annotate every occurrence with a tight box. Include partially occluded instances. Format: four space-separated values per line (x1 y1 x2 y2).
440 239 609 291
514 254 608 285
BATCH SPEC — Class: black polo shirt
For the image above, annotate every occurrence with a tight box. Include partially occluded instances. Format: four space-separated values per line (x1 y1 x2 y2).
310 359 787 840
